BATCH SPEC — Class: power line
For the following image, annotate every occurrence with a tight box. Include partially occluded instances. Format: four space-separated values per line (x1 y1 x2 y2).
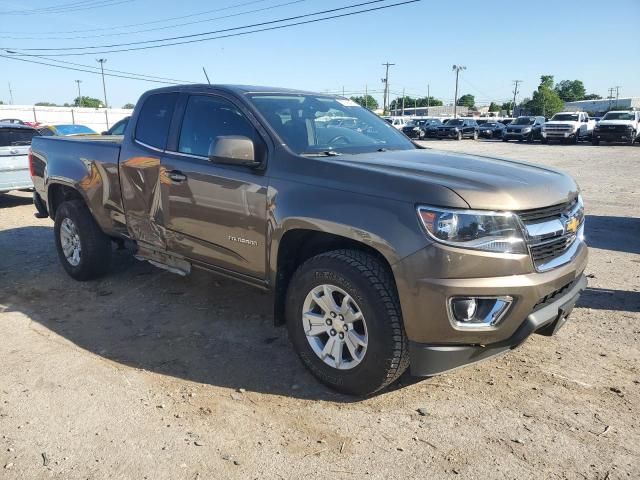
5 0 391 51
0 53 189 85
0 0 270 35
1 0 309 41
15 53 196 84
1 0 133 16
3 0 420 56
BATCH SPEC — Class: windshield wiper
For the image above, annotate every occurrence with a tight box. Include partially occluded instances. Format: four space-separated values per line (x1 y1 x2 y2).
301 151 342 157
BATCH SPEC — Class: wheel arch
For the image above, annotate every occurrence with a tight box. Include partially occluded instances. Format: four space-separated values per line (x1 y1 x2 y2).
271 226 400 326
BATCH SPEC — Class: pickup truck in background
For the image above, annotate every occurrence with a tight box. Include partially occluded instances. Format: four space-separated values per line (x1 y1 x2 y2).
592 110 640 145
30 85 588 395
542 111 595 144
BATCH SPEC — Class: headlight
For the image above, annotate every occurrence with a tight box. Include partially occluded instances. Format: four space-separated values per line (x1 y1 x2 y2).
417 207 527 254
521 127 532 133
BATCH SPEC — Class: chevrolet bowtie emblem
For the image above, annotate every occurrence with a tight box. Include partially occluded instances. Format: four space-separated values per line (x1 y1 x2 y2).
565 217 579 234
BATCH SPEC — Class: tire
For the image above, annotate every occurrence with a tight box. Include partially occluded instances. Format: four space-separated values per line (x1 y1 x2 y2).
527 133 534 143
502 138 508 142
592 138 600 146
541 137 548 144
472 131 478 141
54 199 112 281
456 131 462 141
629 131 636 145
286 249 409 396
573 131 580 144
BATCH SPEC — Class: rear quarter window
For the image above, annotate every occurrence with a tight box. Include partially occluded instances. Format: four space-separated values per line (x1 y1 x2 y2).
0 128 38 147
135 93 178 149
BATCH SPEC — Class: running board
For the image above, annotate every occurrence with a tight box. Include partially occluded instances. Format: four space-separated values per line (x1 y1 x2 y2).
134 244 191 276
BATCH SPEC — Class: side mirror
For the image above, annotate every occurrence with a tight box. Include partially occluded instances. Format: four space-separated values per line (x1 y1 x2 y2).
208 136 259 167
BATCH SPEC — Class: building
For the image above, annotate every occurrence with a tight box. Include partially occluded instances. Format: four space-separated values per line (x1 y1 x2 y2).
389 105 469 117
563 97 640 116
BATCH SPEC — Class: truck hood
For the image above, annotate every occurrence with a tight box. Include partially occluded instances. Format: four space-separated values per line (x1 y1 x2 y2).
332 148 578 211
545 120 580 126
597 120 635 126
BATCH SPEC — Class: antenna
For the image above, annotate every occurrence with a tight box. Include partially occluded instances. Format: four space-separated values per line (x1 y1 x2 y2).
202 67 211 85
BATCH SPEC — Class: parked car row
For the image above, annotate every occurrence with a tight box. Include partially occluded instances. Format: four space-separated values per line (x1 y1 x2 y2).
396 111 639 145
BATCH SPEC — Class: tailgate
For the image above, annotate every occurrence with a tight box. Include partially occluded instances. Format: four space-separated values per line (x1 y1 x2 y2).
0 127 34 190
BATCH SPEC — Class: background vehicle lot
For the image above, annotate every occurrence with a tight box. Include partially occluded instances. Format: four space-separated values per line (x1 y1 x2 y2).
0 141 638 479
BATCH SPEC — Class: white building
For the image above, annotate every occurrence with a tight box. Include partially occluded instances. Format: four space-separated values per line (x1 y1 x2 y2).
564 97 640 115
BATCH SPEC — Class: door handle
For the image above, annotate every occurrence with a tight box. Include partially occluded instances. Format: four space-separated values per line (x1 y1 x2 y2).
164 170 187 182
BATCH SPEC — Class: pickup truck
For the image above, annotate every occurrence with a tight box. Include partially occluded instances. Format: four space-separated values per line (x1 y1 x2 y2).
592 110 640 145
541 111 595 144
30 85 588 395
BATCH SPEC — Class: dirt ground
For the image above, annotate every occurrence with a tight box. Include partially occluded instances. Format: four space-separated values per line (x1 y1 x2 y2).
1 140 638 479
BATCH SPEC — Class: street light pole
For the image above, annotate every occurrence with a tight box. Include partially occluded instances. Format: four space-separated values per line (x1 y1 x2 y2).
96 58 108 108
381 62 395 115
75 80 83 107
452 65 466 118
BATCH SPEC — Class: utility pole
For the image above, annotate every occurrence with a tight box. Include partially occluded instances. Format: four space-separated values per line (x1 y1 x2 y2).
614 86 621 109
608 87 615 110
75 80 83 107
401 87 405 116
8 82 14 105
364 84 368 109
427 84 430 108
452 65 466 118
96 58 108 108
512 80 522 117
381 62 395 115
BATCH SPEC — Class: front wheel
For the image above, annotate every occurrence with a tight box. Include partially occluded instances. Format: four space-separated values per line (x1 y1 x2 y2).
629 130 636 145
54 199 112 281
472 131 478 140
456 131 462 141
592 138 600 146
541 137 548 144
286 250 409 396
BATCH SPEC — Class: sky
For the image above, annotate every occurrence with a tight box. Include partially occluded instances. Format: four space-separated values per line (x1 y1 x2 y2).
1 0 639 108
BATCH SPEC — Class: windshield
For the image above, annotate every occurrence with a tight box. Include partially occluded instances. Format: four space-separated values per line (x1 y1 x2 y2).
551 114 579 122
249 94 415 155
446 119 464 126
602 112 635 121
482 122 500 128
0 127 38 147
513 117 536 125
53 124 97 135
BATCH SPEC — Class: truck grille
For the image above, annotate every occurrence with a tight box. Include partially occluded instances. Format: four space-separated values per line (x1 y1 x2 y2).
544 124 572 132
517 198 583 271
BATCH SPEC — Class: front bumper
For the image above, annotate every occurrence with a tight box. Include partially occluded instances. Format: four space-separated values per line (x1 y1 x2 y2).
504 131 531 140
409 274 586 376
542 130 577 139
436 130 458 138
593 129 634 142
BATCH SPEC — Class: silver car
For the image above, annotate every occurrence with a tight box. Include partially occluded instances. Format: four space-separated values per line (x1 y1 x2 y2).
0 123 38 193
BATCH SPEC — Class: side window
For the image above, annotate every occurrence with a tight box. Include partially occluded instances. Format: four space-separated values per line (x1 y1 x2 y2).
178 95 257 157
135 93 178 150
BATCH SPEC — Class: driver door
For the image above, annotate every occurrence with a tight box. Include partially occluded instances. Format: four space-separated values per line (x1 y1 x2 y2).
159 93 269 279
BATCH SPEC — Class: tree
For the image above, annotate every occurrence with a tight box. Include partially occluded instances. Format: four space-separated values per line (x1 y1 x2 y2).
122 103 135 109
389 96 443 110
500 101 514 112
583 93 602 100
349 95 378 110
555 80 587 102
488 102 501 112
524 75 564 117
74 96 103 108
457 94 475 108
35 102 58 106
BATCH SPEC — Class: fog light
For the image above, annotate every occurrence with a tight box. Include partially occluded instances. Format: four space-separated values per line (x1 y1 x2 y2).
451 298 477 322
448 296 513 330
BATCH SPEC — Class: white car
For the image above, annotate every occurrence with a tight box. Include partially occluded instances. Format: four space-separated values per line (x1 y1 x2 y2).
386 116 410 130
592 110 640 145
0 123 38 193
542 112 595 144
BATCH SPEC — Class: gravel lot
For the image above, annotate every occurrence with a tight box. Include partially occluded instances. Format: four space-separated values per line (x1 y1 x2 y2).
1 140 638 479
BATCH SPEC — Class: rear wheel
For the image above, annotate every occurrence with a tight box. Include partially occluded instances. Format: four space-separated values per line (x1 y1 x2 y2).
54 199 111 281
286 250 409 396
